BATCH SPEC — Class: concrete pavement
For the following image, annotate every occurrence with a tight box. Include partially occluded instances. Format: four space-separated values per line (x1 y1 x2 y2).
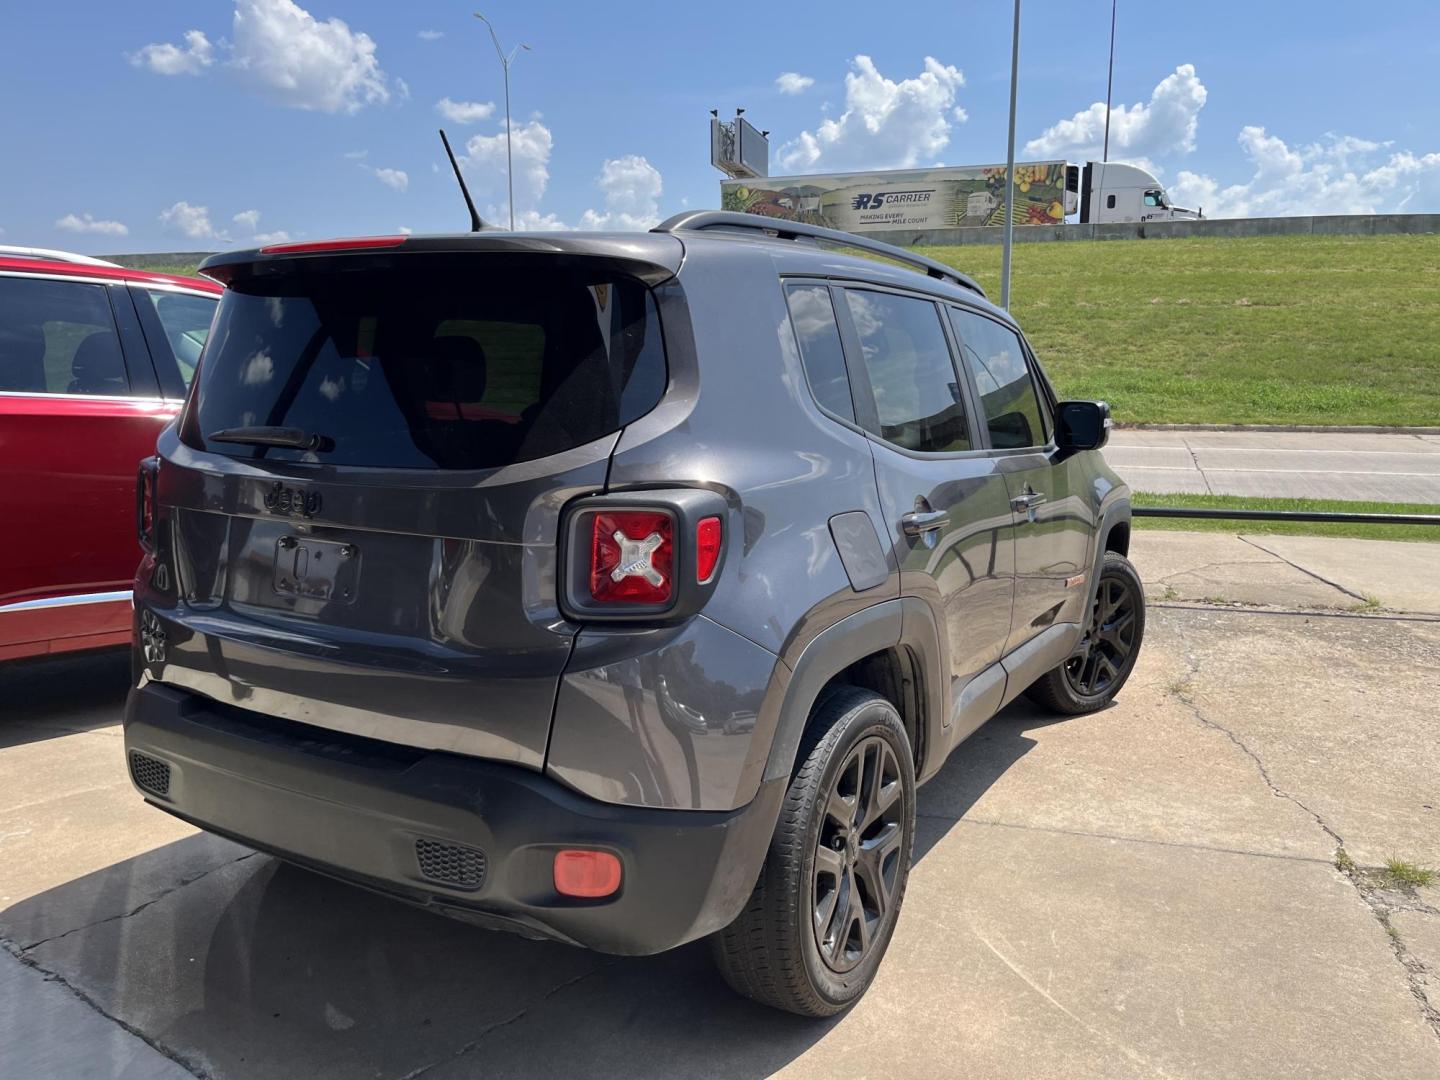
1130 529 1440 614
1105 429 1440 501
2 535 1439 1079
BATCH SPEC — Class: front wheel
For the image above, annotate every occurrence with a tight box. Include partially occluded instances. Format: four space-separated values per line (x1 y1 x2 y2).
1025 550 1146 716
711 687 916 1016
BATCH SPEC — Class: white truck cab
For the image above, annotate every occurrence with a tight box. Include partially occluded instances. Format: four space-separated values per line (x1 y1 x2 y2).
1079 161 1201 223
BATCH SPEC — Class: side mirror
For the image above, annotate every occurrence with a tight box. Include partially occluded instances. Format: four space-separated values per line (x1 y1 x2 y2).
1055 400 1111 452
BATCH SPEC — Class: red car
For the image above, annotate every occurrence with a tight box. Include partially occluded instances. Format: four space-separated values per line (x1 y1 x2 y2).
0 252 221 660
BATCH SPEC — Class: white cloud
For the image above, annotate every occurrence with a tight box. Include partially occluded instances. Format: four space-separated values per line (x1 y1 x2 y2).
132 1 391 113
464 120 554 223
397 226 414 235
775 72 814 95
372 167 409 192
230 209 288 244
230 0 390 113
580 155 664 230
436 97 495 124
55 213 129 237
128 30 215 76
1024 63 1207 167
344 149 369 160
512 210 567 231
418 29 443 41
777 56 966 172
1170 127 1440 217
159 201 223 241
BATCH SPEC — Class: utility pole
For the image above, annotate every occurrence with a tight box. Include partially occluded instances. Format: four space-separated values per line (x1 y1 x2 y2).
1001 0 1021 310
1103 0 1117 162
474 13 531 230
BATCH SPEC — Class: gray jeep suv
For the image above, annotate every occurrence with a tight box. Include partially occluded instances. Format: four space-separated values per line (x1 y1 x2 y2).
124 212 1143 1016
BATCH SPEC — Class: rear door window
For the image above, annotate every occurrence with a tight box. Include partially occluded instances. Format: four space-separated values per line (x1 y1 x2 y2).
948 308 1049 449
132 287 218 398
0 276 129 396
842 288 972 453
186 264 666 470
784 283 854 423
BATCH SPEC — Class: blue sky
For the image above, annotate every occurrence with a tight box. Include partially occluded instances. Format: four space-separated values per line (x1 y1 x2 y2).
3 0 1438 252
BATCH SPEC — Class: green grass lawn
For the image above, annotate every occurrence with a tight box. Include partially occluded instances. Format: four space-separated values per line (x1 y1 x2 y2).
1133 492 1440 543
917 234 1440 427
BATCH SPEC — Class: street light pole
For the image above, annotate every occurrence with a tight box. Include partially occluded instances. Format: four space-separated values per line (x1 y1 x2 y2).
474 13 531 230
1103 0 1117 162
1000 0 1021 310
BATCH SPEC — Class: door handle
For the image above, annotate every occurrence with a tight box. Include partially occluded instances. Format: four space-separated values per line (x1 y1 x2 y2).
900 510 950 536
1011 491 1047 513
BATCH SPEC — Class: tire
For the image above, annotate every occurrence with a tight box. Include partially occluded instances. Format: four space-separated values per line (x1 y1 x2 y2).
1025 550 1146 716
711 686 916 1017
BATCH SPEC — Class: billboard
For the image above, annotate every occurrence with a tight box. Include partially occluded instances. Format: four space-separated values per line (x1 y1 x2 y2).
720 162 1072 232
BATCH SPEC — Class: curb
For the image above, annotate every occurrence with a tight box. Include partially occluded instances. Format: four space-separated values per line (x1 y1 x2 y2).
1115 423 1440 435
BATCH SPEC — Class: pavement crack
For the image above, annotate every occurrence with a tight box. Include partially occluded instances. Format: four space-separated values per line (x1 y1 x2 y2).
1167 649 1440 1043
394 964 610 1080
0 939 210 1078
1237 536 1369 603
1183 438 1214 494
19 851 259 953
1334 862 1440 1040
1168 652 1343 849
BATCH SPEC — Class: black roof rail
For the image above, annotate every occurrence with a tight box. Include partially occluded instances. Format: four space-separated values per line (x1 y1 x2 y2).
652 210 986 299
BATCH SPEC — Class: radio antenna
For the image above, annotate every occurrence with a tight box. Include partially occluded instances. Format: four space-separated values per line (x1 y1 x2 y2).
439 129 484 232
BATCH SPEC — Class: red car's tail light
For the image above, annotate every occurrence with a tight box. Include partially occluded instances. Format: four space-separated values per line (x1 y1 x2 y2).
136 458 159 554
695 516 723 583
590 511 673 604
553 850 622 898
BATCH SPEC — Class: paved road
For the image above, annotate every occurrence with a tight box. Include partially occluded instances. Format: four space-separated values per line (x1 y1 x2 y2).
3 535 1439 1078
1105 429 1440 502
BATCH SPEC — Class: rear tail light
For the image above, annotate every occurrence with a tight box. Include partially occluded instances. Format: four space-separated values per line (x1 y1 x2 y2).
136 457 159 553
589 511 673 605
561 492 727 622
554 850 622 898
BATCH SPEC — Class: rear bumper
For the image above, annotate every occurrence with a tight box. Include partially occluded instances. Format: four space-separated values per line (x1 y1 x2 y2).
123 682 784 955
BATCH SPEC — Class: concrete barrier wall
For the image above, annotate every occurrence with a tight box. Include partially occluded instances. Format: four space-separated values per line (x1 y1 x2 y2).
867 213 1440 248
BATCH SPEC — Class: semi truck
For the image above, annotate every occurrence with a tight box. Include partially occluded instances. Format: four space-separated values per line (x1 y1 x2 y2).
720 160 1200 233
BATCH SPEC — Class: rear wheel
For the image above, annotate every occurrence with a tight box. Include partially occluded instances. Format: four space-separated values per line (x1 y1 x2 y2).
711 687 916 1016
1026 550 1145 715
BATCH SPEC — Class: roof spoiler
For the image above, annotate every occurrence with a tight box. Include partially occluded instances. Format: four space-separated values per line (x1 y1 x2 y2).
652 210 986 298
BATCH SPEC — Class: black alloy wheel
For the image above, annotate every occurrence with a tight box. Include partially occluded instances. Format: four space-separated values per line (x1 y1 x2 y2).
812 735 905 973
1065 573 1139 697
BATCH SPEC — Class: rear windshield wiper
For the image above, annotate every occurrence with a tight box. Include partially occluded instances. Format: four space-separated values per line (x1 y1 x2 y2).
208 426 335 452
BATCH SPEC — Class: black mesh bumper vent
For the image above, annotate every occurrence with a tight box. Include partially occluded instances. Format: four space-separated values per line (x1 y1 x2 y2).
129 751 172 797
415 838 487 891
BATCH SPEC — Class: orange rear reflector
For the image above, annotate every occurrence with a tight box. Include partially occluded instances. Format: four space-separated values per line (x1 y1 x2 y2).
553 849 622 898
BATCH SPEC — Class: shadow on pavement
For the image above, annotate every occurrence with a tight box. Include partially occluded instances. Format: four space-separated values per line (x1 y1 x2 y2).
2 695 1076 1078
0 648 130 749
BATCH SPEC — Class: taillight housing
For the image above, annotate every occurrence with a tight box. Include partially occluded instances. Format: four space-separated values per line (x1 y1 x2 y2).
560 490 728 623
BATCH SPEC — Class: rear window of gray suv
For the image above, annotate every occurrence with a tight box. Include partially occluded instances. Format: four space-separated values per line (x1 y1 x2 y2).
185 265 666 470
